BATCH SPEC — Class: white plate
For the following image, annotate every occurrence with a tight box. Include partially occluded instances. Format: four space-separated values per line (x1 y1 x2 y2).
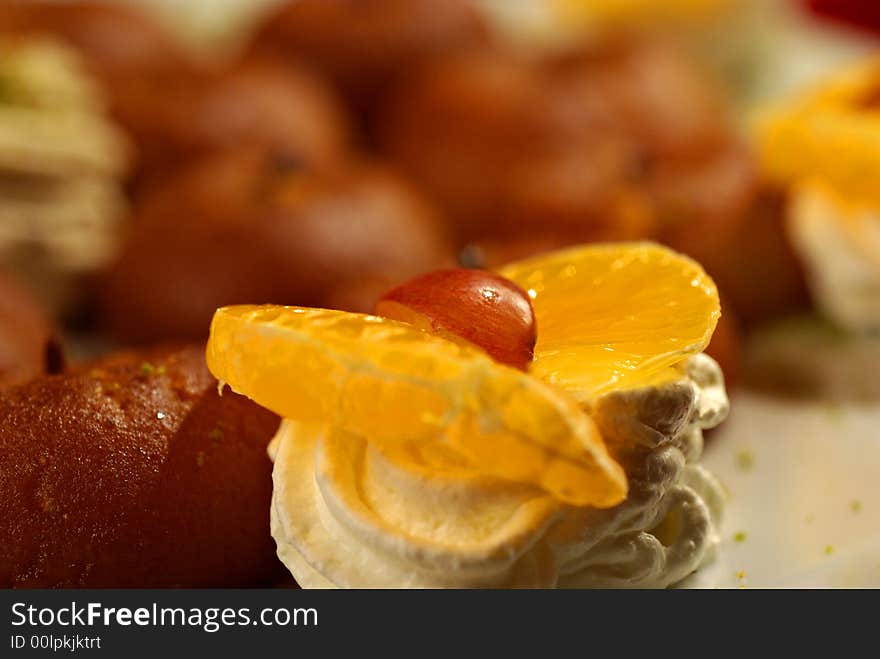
685 391 880 588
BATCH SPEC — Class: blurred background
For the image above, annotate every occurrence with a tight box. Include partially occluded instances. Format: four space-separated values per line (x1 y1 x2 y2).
1 0 879 585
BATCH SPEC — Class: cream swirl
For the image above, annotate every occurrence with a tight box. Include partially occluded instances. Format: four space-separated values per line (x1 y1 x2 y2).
0 37 129 315
788 183 880 333
269 353 727 588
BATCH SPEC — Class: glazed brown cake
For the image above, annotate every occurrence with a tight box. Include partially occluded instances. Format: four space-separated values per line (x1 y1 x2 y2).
0 345 283 588
0 0 188 84
0 2 353 182
250 0 490 114
99 147 453 344
115 56 352 179
376 39 756 258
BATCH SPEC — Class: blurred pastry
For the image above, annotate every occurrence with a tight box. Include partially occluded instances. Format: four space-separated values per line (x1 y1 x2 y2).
114 55 352 182
668 189 810 328
0 345 283 588
758 57 880 332
99 147 453 344
0 269 59 388
0 37 129 316
3 1 347 181
377 45 652 248
377 38 755 257
249 0 491 116
0 0 189 85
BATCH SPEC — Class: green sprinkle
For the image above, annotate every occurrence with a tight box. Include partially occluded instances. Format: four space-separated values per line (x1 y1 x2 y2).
156 365 166 376
851 500 863 513
736 449 754 471
824 545 834 556
140 362 155 376
733 531 747 543
208 428 224 442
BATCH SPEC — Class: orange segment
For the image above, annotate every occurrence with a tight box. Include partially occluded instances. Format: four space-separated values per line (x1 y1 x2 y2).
756 57 880 208
207 305 626 507
499 242 720 401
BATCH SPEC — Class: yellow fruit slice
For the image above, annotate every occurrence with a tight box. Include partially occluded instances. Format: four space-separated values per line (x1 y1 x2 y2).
207 305 626 507
756 57 880 208
499 242 720 401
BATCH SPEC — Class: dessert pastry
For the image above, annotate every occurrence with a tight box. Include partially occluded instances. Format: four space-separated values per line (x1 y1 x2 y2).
0 1 189 89
0 345 283 588
249 0 491 116
114 55 351 181
0 269 59 388
668 190 810 329
0 37 129 316
206 243 729 588
758 57 880 332
0 2 337 184
0 1 198 192
99 146 452 344
376 39 756 256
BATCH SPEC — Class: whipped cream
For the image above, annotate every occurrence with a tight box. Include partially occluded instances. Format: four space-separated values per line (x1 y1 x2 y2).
269 353 727 588
788 184 880 333
0 38 129 314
